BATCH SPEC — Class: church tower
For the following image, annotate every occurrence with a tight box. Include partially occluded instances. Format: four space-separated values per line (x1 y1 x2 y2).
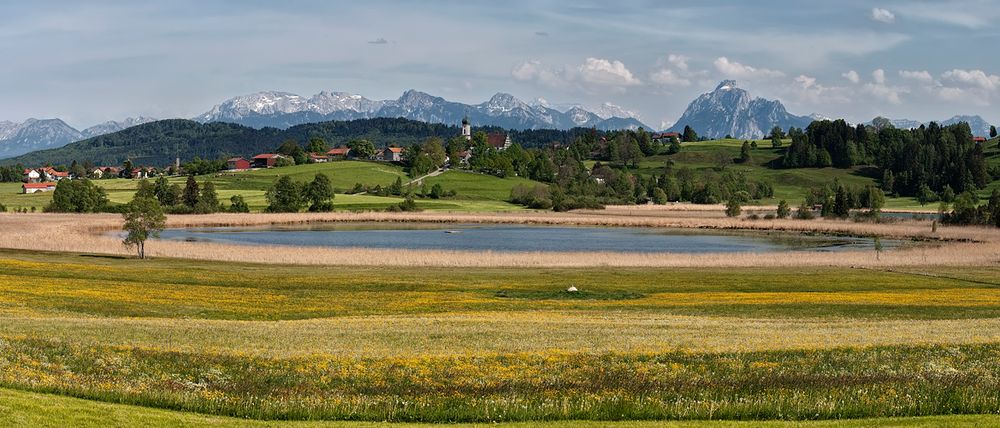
461 116 471 140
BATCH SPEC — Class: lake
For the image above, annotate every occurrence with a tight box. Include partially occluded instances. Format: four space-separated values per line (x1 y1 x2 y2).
155 223 902 254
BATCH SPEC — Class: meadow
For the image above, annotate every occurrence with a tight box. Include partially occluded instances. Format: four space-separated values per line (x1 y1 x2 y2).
2 250 1000 423
0 161 532 212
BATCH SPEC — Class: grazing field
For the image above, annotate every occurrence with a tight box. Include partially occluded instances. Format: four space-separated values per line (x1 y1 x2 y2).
2 250 1000 423
0 161 533 212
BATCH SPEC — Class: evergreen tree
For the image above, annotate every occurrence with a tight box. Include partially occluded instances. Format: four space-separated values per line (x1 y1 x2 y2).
738 141 752 163
196 181 220 213
776 200 790 219
681 125 698 142
991 126 998 139
182 175 200 208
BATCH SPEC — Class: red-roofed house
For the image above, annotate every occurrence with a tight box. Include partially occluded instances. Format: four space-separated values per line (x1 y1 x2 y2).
309 153 329 163
486 133 512 150
23 169 41 183
252 153 286 168
326 146 351 159
653 132 680 141
973 136 987 144
380 147 403 162
22 182 56 194
227 157 251 171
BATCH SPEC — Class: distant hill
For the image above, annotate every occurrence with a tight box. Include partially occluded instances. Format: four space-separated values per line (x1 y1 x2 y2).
668 80 814 139
2 117 604 167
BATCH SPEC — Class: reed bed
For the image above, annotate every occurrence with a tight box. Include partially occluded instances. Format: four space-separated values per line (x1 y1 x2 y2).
0 212 997 267
0 212 1000 267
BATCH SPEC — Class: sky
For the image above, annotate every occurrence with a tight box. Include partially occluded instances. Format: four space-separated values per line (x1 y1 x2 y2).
1 0 999 130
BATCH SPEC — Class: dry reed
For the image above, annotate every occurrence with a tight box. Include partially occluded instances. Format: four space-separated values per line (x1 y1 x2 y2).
1 211 998 268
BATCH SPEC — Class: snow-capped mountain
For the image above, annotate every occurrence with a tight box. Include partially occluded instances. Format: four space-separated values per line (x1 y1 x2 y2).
0 116 157 159
866 115 994 137
593 102 640 121
668 80 813 139
195 90 652 131
0 119 83 159
81 116 158 139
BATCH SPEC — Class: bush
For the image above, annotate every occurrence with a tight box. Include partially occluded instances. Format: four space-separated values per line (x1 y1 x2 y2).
510 184 553 209
776 200 790 219
229 195 250 213
795 202 816 220
46 179 108 213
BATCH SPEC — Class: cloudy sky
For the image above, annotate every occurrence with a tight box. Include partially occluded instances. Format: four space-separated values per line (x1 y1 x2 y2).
2 0 999 129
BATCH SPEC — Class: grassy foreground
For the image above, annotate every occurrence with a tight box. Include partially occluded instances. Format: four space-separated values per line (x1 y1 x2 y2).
2 388 999 428
2 250 1000 422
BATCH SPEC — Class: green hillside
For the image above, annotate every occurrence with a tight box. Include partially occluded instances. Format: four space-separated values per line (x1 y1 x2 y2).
0 161 536 212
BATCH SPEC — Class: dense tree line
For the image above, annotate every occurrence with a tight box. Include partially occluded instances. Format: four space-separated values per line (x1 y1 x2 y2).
2 117 610 168
782 120 991 197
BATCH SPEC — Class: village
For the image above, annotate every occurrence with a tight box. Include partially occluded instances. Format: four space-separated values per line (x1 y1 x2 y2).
17 118 516 195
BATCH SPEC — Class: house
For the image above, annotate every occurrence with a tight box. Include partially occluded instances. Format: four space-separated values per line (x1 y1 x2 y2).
130 168 155 180
22 182 56 194
227 157 251 171
448 150 472 166
973 136 987 144
326 146 351 159
252 153 286 168
309 153 329 163
90 168 105 178
48 170 70 181
23 169 41 183
487 133 512 151
381 147 403 162
652 132 681 142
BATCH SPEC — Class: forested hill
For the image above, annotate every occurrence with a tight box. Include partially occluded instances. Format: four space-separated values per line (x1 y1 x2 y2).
2 117 599 167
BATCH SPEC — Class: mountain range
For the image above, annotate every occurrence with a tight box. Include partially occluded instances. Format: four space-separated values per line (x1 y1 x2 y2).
0 117 156 159
194 90 651 132
866 115 994 137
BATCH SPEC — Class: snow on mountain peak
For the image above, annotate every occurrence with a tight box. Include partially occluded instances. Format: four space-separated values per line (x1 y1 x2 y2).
715 80 738 91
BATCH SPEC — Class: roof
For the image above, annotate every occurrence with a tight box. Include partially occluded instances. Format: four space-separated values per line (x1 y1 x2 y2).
973 136 987 142
310 153 328 159
487 133 508 149
385 147 403 153
227 157 247 162
253 153 282 159
23 182 56 189
49 171 70 177
327 147 350 155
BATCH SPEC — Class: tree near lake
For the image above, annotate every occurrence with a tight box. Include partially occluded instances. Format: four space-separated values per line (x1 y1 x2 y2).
305 173 335 212
229 194 250 213
776 199 790 219
182 175 200 208
265 175 306 213
46 179 108 213
121 196 166 260
195 181 220 214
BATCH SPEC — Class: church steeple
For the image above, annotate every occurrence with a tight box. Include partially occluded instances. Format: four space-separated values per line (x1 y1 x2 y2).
461 116 471 140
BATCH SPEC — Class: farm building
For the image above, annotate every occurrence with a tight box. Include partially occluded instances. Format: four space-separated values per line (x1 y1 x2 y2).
227 157 251 171
973 136 987 144
487 133 512 151
22 182 56 194
326 147 351 159
381 147 403 162
310 153 329 163
252 153 286 168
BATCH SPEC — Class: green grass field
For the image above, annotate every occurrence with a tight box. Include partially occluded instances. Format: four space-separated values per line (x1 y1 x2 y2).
3 249 1000 423
0 161 533 212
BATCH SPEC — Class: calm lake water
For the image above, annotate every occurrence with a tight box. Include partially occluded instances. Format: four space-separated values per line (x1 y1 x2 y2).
156 223 901 253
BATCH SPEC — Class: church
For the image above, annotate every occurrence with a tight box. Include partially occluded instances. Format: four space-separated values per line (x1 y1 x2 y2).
461 117 511 150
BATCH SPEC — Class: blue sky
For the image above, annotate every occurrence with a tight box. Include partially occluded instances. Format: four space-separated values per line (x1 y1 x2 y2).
1 0 998 129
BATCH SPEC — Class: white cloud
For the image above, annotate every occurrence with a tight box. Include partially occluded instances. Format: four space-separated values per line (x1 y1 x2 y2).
789 75 850 104
872 69 886 84
871 8 896 24
941 69 1000 91
842 70 860 84
650 68 691 87
666 54 689 71
510 60 567 88
899 70 934 84
577 57 641 87
713 57 784 79
863 82 904 104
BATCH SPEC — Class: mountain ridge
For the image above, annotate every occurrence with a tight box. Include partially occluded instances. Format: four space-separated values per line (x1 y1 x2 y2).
667 80 813 139
194 89 651 132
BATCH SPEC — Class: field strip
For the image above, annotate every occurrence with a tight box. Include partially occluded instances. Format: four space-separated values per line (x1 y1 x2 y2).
4 311 1000 357
2 212 999 267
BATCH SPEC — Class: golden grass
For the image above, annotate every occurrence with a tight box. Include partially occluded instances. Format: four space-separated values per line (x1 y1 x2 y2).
6 310 1000 358
1 211 998 267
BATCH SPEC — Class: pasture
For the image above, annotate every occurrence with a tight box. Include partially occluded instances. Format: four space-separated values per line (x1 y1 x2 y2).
2 250 1000 423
